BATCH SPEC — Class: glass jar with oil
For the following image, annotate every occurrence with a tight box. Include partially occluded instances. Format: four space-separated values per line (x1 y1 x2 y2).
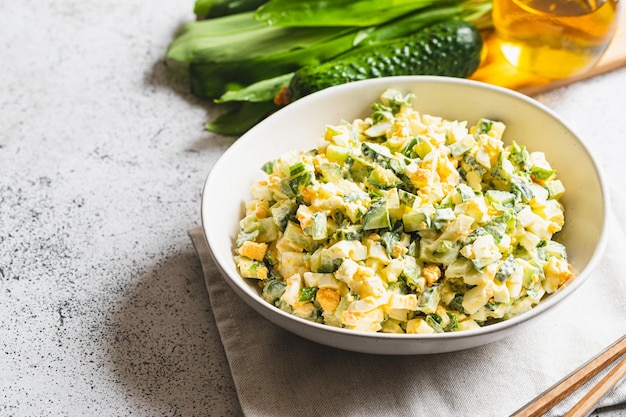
492 0 620 79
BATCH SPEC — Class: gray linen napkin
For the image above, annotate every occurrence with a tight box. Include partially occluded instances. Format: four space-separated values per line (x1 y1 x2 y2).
189 199 626 417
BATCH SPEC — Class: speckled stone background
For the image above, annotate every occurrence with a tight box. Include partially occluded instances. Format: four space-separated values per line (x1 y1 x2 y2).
0 1 241 416
1 1 625 416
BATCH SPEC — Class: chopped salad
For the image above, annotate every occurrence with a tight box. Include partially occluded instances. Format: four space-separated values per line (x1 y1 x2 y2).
233 89 572 333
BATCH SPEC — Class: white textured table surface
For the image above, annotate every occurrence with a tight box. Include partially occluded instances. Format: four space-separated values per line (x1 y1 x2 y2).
1 1 624 416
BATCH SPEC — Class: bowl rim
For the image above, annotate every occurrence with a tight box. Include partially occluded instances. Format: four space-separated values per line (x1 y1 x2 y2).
201 75 610 343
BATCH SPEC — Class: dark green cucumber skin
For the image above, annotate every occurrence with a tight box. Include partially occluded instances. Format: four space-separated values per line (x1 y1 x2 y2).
289 20 483 99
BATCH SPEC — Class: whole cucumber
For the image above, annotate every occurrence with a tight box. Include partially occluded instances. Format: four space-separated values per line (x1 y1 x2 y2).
288 20 483 100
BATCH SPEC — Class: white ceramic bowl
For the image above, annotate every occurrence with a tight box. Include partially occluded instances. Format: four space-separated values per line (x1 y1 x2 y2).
201 76 608 355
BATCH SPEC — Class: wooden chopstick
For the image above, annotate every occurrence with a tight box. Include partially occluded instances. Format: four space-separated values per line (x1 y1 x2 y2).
564 355 626 417
511 334 626 417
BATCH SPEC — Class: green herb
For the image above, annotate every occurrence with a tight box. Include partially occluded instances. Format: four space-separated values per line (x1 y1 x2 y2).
195 0 268 18
166 0 493 136
299 286 318 302
255 0 445 27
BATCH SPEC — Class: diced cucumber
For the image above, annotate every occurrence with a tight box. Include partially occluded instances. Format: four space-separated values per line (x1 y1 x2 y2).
509 175 534 203
402 207 432 232
425 314 445 333
419 238 460 265
368 165 401 188
281 221 315 252
381 319 405 334
414 136 433 159
280 167 311 198
472 118 494 136
398 188 418 208
494 255 516 283
544 179 565 199
257 217 280 242
455 183 477 203
531 166 556 181
348 158 372 183
270 199 297 231
417 285 441 315
319 162 344 183
362 142 392 165
334 224 363 241
491 153 515 181
362 199 390 230
433 207 455 229
539 240 568 261
310 248 340 273
326 144 350 163
261 277 286 305
308 212 328 240
509 140 531 169
448 134 476 157
485 190 515 206
403 137 419 158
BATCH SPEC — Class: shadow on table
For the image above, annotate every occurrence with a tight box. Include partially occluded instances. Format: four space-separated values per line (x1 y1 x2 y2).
103 248 243 417
143 51 241 148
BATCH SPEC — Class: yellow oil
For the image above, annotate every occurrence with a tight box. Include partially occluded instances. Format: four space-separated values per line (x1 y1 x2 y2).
492 0 619 79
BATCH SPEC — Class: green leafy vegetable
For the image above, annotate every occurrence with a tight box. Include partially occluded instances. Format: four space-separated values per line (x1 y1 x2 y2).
217 73 294 103
194 0 268 18
166 0 493 136
206 101 279 136
255 0 444 27
299 286 318 302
